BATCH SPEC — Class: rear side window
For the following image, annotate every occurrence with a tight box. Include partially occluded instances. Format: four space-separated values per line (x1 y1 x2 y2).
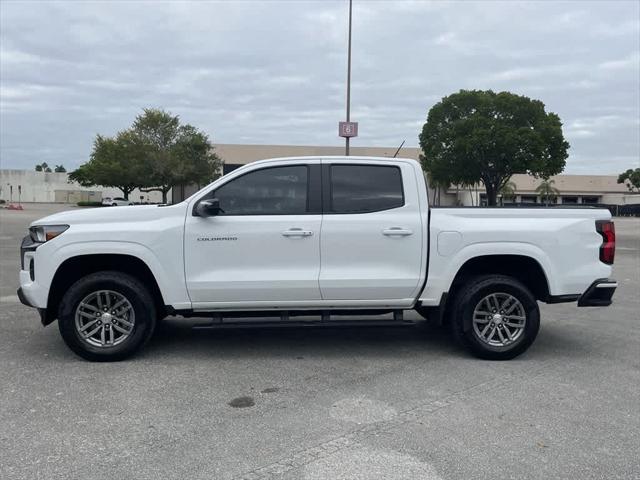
329 164 404 213
213 165 308 215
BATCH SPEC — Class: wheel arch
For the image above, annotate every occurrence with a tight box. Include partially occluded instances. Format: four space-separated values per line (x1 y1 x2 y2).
420 254 551 326
449 254 551 302
45 254 166 325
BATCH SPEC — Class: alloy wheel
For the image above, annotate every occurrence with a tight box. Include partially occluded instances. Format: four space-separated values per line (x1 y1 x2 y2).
472 292 527 348
74 290 135 348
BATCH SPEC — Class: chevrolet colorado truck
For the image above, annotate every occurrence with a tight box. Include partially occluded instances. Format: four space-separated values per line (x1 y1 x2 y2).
18 156 617 361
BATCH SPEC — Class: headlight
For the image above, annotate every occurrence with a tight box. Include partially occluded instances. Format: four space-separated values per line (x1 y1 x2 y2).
29 224 69 243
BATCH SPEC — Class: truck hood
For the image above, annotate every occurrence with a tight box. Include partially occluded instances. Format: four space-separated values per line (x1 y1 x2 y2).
31 204 187 226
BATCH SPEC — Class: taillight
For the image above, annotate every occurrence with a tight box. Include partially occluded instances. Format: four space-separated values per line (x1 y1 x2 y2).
596 220 615 265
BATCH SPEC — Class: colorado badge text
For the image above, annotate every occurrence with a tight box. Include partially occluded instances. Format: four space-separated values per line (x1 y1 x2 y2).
197 236 238 242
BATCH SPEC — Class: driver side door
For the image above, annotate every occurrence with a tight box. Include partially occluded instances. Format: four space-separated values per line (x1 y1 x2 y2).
184 162 322 309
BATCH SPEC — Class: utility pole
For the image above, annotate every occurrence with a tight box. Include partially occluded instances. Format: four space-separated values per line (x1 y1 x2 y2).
345 0 352 156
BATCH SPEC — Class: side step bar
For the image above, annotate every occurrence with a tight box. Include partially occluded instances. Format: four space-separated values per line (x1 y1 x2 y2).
191 309 414 329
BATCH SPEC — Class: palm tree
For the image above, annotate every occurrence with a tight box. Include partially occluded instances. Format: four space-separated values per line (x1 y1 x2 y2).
536 179 560 206
499 181 517 204
424 170 450 207
463 181 476 206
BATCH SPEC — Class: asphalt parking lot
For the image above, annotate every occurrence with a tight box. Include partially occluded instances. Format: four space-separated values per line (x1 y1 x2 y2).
1 204 639 480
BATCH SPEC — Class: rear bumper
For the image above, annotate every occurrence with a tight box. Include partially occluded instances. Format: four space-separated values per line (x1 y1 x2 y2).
578 278 617 307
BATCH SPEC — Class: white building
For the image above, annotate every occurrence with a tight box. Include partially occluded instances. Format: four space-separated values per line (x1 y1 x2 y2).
0 170 163 204
433 173 640 207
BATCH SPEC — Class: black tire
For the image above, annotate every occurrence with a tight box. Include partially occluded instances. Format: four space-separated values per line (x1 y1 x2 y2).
58 271 157 361
450 275 540 360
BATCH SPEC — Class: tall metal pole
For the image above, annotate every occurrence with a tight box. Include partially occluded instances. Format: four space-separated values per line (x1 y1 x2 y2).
345 0 352 156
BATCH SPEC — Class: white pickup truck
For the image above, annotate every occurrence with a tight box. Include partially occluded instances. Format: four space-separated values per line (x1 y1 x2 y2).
18 156 617 361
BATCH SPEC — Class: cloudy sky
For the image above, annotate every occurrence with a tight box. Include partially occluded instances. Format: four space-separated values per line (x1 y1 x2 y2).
1 0 639 173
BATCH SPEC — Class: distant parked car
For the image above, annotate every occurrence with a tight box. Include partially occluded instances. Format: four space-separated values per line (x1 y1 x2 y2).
102 197 134 207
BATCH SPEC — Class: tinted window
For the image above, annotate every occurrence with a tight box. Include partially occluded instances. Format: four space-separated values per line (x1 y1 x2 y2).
213 165 308 215
330 165 404 213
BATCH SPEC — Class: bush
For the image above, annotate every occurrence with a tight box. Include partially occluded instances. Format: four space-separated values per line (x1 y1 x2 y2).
77 201 104 207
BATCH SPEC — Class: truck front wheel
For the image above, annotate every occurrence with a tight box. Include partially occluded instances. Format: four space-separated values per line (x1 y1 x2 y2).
57 271 157 361
451 275 540 360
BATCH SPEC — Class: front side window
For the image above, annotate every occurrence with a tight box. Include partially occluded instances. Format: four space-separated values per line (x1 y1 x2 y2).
212 165 308 215
330 164 404 213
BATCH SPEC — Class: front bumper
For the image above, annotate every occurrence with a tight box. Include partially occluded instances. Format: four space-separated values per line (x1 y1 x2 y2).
578 278 617 307
18 234 55 325
17 286 33 307
17 287 48 324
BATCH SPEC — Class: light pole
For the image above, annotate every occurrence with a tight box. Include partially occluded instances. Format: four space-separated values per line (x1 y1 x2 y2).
338 0 357 153
345 0 352 156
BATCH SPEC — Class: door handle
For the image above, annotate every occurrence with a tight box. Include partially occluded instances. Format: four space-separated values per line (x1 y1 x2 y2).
382 227 413 236
282 228 314 237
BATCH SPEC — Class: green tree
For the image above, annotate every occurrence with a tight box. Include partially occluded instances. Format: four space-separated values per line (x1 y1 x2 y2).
69 131 145 200
617 168 640 192
419 89 569 206
54 164 66 173
35 162 52 172
535 178 560 205
70 108 221 203
133 109 222 204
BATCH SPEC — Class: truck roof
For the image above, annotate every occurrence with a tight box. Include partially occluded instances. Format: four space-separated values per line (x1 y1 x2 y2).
247 155 419 167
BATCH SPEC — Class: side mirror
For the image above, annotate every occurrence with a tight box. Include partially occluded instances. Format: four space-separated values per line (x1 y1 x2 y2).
195 198 223 217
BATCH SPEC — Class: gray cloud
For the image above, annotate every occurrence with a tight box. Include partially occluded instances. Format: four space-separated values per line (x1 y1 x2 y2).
1 0 638 174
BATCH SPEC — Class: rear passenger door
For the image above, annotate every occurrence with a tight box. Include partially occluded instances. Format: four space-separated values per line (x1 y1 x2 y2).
319 160 424 303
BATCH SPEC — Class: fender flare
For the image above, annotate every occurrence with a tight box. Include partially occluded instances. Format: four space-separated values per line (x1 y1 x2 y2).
48 241 190 307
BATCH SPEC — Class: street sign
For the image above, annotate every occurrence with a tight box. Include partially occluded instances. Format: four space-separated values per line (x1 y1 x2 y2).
339 121 358 138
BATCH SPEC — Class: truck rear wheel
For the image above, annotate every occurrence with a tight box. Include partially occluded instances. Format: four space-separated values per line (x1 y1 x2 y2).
450 275 540 360
58 271 157 361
